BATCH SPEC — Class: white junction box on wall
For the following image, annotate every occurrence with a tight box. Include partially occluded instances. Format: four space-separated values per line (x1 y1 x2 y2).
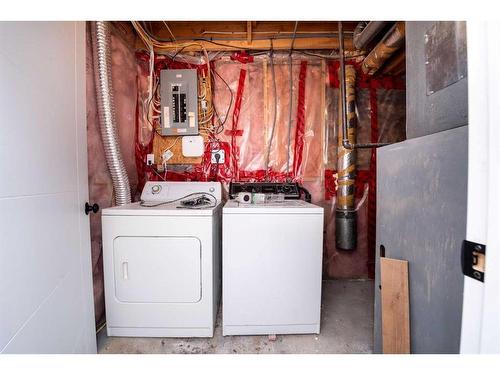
182 135 205 157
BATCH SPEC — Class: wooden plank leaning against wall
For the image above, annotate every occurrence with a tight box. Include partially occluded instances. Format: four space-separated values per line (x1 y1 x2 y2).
381 257 411 354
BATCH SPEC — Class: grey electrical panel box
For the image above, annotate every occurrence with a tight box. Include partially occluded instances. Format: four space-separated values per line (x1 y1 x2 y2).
160 69 199 136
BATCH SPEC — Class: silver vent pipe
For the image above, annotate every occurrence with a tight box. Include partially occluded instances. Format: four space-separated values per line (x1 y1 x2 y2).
353 21 388 50
91 21 131 206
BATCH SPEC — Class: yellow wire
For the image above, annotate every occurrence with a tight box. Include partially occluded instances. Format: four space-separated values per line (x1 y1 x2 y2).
132 21 219 139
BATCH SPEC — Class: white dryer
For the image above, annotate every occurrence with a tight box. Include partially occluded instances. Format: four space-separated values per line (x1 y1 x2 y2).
222 199 324 336
102 181 222 337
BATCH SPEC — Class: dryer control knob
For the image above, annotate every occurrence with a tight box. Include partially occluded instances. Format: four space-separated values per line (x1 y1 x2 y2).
151 184 162 194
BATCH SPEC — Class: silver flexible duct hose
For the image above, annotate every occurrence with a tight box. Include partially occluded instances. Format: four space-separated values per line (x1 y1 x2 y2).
91 21 131 206
353 21 388 50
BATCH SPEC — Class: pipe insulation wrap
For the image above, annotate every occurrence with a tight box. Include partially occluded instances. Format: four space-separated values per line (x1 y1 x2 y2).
336 64 357 250
361 22 405 76
91 21 132 206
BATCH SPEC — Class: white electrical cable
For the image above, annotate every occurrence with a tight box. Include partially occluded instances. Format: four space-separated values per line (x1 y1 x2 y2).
140 192 218 209
265 46 278 181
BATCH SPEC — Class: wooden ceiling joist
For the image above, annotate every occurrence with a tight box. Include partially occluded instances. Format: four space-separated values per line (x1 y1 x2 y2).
135 21 358 51
137 37 354 52
247 21 252 44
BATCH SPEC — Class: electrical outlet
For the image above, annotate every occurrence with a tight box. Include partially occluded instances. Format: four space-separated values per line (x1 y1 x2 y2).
146 153 155 166
211 149 225 164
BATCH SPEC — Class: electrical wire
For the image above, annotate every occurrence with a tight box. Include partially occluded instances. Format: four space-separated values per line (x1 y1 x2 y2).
162 136 181 152
298 50 365 59
132 21 368 173
137 25 252 50
285 22 298 179
290 21 298 53
285 53 293 179
135 22 365 62
148 164 167 181
135 22 249 52
211 67 234 133
162 21 177 42
265 41 278 181
133 21 221 140
192 38 251 50
96 321 106 334
139 23 352 42
140 192 218 208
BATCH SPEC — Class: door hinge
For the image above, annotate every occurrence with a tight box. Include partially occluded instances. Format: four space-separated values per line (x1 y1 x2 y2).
461 240 486 282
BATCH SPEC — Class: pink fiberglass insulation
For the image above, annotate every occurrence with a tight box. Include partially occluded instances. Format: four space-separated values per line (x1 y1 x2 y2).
86 23 138 325
209 56 325 185
133 52 406 281
87 46 406 324
87 49 405 326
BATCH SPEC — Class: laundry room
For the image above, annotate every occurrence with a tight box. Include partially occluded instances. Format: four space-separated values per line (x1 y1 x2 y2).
84 20 405 354
2 1 500 362
85 19 462 354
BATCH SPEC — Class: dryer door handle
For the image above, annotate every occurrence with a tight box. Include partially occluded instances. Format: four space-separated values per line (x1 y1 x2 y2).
122 262 129 280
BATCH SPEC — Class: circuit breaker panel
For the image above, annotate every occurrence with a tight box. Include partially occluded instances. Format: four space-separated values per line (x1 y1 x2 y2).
160 69 199 136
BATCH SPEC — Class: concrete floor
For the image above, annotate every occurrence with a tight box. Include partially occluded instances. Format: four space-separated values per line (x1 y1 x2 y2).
97 280 374 354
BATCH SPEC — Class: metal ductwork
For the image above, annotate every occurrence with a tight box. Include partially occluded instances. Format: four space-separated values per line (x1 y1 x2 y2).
353 21 388 50
336 64 358 250
362 21 405 75
91 21 131 206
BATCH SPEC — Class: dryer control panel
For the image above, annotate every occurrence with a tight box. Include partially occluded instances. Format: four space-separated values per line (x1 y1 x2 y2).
141 181 222 202
229 182 301 200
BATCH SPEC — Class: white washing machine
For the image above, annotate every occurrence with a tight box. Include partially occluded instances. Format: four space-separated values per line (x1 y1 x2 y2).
222 199 324 336
102 181 222 337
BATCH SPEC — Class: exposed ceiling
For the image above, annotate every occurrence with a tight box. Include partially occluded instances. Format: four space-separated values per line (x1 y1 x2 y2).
122 21 405 76
135 21 359 51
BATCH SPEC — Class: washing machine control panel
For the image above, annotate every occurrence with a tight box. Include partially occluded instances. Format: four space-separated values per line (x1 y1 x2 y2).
229 182 301 199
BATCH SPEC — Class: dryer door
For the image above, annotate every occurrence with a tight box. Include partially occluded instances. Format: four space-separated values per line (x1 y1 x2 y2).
113 236 201 303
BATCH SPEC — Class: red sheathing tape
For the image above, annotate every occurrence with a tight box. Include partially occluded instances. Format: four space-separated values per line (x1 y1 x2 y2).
230 51 254 64
292 61 308 178
239 170 290 182
327 60 405 90
225 68 247 180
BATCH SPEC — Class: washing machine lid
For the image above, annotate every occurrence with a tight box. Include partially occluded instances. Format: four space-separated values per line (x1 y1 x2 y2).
102 201 221 216
223 199 324 214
